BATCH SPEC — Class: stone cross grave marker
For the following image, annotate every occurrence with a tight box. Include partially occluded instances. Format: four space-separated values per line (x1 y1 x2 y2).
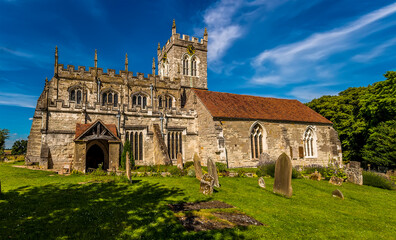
207 158 220 187
273 153 293 198
126 151 131 183
177 153 183 171
193 153 203 180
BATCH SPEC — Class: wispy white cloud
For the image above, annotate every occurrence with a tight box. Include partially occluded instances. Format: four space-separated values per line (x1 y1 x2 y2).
251 2 396 87
0 47 34 58
352 37 396 62
288 84 339 102
204 0 244 64
0 92 37 108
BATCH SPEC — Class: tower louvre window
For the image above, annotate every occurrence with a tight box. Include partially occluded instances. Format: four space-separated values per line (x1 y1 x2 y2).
191 57 197 76
69 88 83 104
183 55 189 75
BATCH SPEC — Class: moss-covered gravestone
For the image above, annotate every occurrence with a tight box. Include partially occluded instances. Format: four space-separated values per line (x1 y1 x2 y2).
193 153 203 180
207 158 219 188
273 153 293 198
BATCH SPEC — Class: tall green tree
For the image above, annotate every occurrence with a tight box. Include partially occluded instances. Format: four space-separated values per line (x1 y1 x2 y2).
121 139 134 170
0 129 10 155
307 71 396 169
362 120 396 168
11 140 28 155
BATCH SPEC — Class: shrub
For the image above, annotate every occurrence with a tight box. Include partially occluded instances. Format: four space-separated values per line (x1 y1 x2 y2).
184 161 194 169
256 163 275 177
187 165 196 177
169 167 183 177
292 168 302 179
89 164 107 176
236 168 247 178
215 162 227 173
363 171 394 190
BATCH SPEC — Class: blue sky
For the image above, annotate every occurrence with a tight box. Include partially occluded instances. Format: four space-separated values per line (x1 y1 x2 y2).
1 0 396 148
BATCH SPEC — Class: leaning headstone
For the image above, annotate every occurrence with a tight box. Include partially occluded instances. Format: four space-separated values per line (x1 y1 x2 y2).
176 153 183 171
332 189 344 200
346 161 363 185
273 153 293 198
126 152 131 182
193 153 203 180
258 177 266 189
329 176 344 186
207 158 220 187
257 152 273 167
200 174 214 195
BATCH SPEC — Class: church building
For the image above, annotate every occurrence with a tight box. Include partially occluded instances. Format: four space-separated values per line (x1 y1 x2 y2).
26 20 342 172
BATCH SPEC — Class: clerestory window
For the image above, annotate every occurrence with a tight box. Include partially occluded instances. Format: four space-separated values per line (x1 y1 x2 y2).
102 91 118 107
132 93 148 109
158 95 174 109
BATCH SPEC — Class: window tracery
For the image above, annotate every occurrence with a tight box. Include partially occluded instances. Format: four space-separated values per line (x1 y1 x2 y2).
250 124 264 159
132 93 148 109
102 91 118 107
303 127 317 157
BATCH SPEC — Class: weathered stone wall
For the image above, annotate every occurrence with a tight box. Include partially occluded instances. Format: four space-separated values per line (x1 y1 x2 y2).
220 120 340 168
26 115 43 163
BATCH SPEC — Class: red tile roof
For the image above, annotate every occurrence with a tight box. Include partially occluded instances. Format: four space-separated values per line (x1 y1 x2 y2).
75 120 118 139
193 89 332 124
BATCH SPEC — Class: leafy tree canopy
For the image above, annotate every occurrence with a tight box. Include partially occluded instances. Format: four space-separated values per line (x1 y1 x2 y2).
11 140 28 155
307 71 396 169
0 129 10 154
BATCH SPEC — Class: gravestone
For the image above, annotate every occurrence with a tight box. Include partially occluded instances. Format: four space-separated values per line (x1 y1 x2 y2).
126 152 131 182
177 153 183 171
200 174 214 195
257 152 273 167
207 158 220 187
273 153 293 198
258 177 266 189
329 176 344 186
332 189 344 200
193 153 203 180
346 161 363 185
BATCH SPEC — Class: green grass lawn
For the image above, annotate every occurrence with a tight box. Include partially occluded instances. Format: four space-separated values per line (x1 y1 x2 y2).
0 162 395 240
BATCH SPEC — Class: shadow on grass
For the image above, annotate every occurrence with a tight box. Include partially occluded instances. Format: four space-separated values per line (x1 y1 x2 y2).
0 181 245 239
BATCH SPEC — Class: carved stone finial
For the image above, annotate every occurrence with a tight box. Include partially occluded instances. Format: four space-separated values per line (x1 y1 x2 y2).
94 49 98 68
152 57 156 75
54 46 59 76
204 28 208 41
55 46 58 57
172 19 176 35
158 42 160 50
125 53 128 71
44 77 49 90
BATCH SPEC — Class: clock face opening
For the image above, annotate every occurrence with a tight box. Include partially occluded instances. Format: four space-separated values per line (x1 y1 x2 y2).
187 45 195 56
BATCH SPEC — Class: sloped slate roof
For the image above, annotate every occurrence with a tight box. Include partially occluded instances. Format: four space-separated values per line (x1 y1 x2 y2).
193 89 332 124
75 120 118 140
